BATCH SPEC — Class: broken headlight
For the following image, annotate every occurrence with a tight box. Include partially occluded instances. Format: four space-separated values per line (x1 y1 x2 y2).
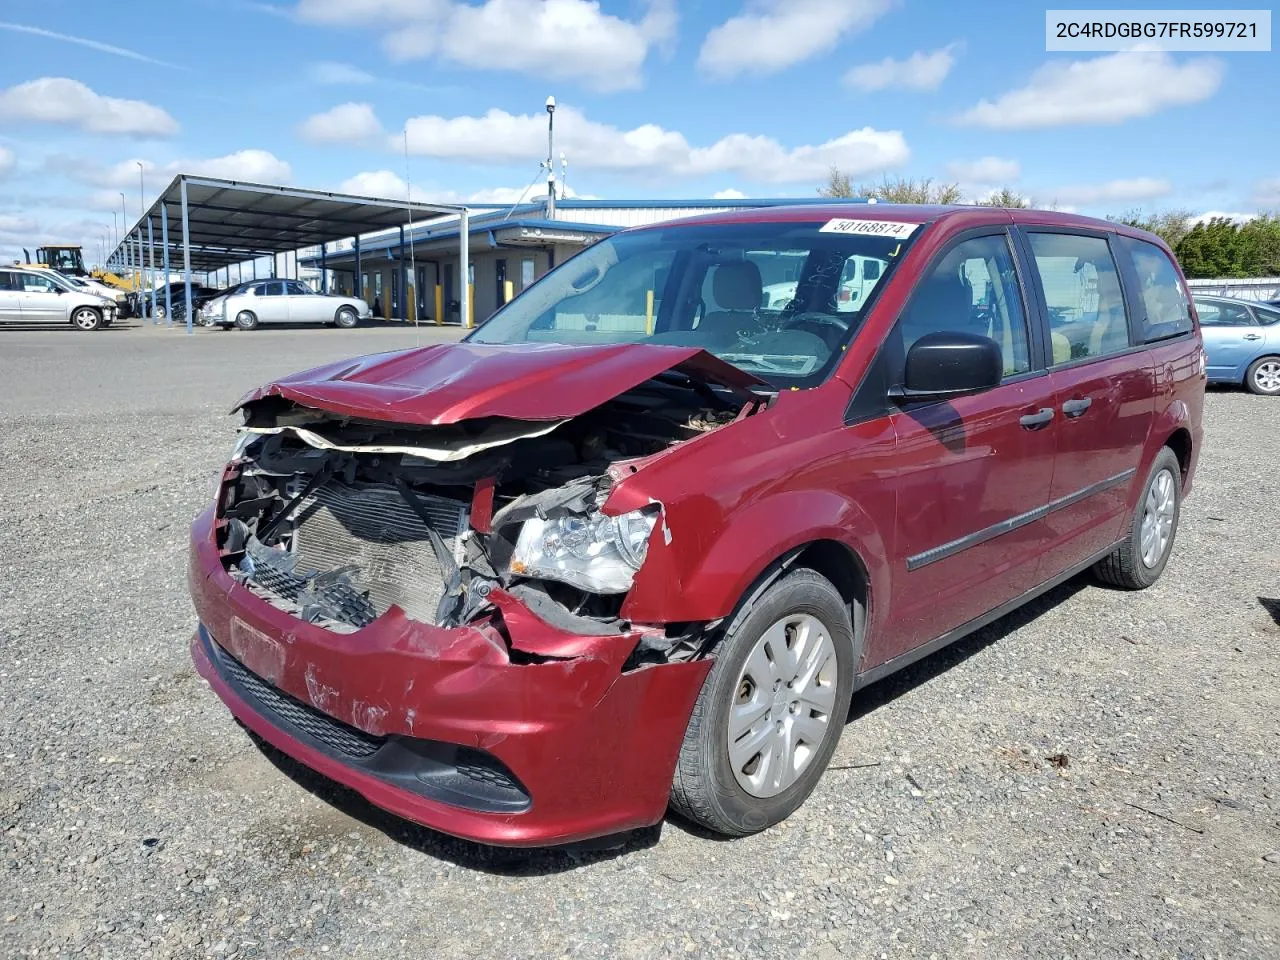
510 507 659 594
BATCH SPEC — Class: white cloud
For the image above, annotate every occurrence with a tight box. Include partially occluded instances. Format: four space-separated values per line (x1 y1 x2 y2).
0 146 13 177
1047 177 1172 205
309 61 374 84
399 104 908 184
947 156 1021 184
1251 178 1280 209
296 0 675 91
0 22 179 69
845 44 958 91
713 188 748 200
955 50 1223 129
0 78 178 137
62 150 293 191
1187 211 1256 226
337 169 591 205
298 103 384 144
700 0 893 78
337 170 423 201
0 213 39 234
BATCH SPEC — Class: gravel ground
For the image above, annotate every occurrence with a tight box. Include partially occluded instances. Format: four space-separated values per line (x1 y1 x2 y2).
2 321 1278 959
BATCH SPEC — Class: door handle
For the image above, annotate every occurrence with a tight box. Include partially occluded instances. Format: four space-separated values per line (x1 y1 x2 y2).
1243 334 1262 341
1019 407 1055 429
1062 397 1093 418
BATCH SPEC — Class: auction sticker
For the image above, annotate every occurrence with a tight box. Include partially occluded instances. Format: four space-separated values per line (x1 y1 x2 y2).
819 218 918 239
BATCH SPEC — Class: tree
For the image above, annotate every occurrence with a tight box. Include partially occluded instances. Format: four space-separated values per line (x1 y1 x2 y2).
972 188 1030 208
818 167 855 199
819 171 962 204
1110 208 1196 252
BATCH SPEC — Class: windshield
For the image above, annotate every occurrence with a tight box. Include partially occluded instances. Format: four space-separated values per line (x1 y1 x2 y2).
467 220 917 387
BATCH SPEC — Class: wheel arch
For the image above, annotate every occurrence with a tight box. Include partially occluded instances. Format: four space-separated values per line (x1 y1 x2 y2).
1163 426 1193 484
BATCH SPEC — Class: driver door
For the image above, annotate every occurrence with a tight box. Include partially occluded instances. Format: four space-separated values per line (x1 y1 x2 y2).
877 231 1059 663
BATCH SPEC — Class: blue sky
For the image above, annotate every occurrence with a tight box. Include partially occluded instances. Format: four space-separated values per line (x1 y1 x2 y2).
0 0 1276 265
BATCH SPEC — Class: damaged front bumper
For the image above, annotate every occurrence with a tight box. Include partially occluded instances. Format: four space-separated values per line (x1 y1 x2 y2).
188 506 711 847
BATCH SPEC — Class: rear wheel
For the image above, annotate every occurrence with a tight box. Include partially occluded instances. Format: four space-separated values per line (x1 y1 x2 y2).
71 307 102 331
234 310 259 331
1245 357 1280 396
1094 447 1181 589
670 568 855 837
334 306 359 328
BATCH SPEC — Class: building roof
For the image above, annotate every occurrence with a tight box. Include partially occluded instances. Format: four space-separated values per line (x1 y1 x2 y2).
106 176 468 274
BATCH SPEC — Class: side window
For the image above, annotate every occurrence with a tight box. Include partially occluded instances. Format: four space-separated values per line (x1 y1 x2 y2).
261 281 285 297
1028 233 1129 364
1119 236 1193 341
898 234 1031 378
1195 300 1253 326
0 271 15 292
286 280 312 295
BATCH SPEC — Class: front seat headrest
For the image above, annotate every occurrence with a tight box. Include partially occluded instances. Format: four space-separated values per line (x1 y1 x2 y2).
712 260 763 312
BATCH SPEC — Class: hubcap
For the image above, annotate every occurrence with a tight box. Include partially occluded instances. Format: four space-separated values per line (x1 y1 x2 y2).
727 613 838 798
73 309 96 329
1255 361 1280 392
1139 467 1176 568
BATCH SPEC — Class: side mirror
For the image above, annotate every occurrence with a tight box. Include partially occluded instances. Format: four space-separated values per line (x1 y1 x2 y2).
54 287 66 295
895 330 1003 403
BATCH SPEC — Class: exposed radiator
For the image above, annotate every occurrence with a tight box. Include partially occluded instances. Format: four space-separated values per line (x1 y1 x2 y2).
259 480 467 626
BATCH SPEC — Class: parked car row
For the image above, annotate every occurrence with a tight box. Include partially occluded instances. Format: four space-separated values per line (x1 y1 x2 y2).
1193 294 1280 395
0 266 119 330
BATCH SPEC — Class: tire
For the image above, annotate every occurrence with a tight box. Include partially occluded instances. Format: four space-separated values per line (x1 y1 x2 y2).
70 307 102 331
1094 446 1182 589
670 568 855 837
334 307 359 329
234 311 259 331
1245 356 1280 396
154 304 167 321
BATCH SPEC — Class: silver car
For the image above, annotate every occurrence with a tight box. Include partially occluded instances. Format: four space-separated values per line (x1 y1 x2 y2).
202 279 371 330
0 266 118 330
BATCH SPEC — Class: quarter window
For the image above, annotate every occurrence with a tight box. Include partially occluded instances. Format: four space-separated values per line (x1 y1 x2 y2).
1252 304 1280 326
1028 233 1130 364
898 234 1031 378
1119 237 1193 341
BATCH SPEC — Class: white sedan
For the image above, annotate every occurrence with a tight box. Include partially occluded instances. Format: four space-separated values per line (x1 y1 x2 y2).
202 280 372 330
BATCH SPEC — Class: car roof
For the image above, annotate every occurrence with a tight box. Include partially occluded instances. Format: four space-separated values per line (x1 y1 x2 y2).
636 202 1168 247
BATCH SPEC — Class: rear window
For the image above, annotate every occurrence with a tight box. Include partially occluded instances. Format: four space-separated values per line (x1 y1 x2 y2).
1118 236 1193 342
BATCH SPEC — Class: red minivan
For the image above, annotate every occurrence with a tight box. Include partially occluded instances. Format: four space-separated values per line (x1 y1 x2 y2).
189 205 1204 845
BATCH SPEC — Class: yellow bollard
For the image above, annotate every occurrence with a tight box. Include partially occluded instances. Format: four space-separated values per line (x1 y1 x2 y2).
434 285 443 326
645 289 655 335
466 284 475 328
503 279 514 304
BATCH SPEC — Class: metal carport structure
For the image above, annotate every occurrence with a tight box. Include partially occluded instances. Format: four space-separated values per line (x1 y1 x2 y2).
106 176 470 333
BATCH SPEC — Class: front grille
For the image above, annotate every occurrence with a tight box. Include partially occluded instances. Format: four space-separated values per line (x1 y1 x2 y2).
291 481 467 624
213 642 386 759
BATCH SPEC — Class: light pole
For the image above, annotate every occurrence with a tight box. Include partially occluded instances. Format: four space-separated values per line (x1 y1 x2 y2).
119 192 135 290
112 211 118 247
545 95 556 218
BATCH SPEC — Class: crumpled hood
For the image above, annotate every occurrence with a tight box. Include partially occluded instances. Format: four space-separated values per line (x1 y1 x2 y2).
235 341 764 425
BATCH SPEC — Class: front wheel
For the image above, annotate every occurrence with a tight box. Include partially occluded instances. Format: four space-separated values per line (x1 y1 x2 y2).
1245 357 1280 396
670 568 855 837
1094 447 1181 589
71 307 102 331
234 311 258 331
334 307 358 328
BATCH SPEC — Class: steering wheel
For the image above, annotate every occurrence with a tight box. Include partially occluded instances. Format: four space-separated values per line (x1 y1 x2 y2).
780 311 853 341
